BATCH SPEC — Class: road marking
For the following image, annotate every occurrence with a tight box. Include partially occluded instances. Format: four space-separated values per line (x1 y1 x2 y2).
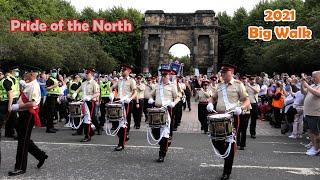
257 141 296 145
2 141 184 150
200 163 320 176
273 151 305 154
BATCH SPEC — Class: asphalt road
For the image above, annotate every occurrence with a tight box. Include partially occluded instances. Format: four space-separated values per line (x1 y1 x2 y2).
1 126 319 180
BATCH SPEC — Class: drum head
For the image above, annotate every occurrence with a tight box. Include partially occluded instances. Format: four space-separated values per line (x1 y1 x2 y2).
208 113 231 119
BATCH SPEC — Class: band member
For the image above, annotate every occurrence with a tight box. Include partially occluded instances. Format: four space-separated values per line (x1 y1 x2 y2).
4 68 20 138
173 75 185 131
99 75 112 129
196 80 212 133
183 77 192 111
207 64 250 180
149 65 179 162
111 64 137 151
68 75 84 135
143 75 156 122
246 75 260 139
72 68 101 142
237 75 251 150
8 70 48 176
133 74 145 129
45 69 60 133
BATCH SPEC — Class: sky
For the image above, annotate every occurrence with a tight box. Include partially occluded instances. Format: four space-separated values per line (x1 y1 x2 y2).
68 0 262 57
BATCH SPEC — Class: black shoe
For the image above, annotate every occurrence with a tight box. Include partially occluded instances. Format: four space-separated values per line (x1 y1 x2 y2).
126 135 130 141
8 170 26 176
251 135 256 139
189 108 191 112
156 156 164 162
72 132 82 136
80 138 91 142
220 174 230 180
239 147 245 150
46 129 56 133
52 128 59 131
114 146 124 151
37 155 48 168
172 128 177 131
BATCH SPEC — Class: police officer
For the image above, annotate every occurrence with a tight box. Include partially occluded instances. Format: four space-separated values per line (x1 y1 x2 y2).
99 75 112 130
149 64 179 162
45 69 60 133
196 79 212 133
133 74 145 129
207 64 250 180
4 68 20 138
73 68 101 142
111 64 137 151
8 70 48 176
0 68 13 166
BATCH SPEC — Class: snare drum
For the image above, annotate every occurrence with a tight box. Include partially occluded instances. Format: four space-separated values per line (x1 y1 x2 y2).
106 103 123 121
207 113 233 140
147 108 167 128
69 102 83 118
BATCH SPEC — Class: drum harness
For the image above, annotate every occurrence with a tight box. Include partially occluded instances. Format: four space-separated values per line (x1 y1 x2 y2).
147 82 171 145
210 84 239 159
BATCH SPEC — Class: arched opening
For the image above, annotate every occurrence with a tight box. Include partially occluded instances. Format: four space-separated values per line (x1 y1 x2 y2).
168 43 192 75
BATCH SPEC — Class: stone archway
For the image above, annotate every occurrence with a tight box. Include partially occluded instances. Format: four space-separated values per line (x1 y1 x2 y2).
141 10 219 75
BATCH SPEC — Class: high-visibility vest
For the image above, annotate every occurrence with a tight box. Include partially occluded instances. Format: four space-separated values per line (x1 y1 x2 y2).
68 81 77 95
0 78 9 101
47 77 61 95
100 81 111 98
7 75 20 98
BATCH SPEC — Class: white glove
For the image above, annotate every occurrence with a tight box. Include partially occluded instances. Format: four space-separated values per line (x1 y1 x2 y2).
72 93 77 99
148 98 155 104
124 97 132 104
234 106 242 115
206 103 214 112
11 104 20 111
169 102 176 108
83 96 91 101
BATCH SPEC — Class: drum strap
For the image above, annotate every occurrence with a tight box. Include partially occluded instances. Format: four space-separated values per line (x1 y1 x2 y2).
221 84 237 111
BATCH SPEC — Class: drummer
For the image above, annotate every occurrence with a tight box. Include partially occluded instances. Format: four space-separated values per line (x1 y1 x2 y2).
72 68 100 142
207 64 250 180
196 79 212 134
148 64 179 162
111 64 137 151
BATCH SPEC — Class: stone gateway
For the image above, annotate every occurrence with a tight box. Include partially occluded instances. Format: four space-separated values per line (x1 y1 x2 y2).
141 10 219 75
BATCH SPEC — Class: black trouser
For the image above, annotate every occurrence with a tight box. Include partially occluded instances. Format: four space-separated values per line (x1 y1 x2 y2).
133 99 144 128
211 115 239 175
39 97 46 126
100 97 110 127
151 128 169 157
174 100 183 128
5 98 18 136
237 114 250 147
250 103 258 136
116 102 133 147
198 103 208 132
15 111 46 171
0 101 8 167
45 95 58 130
273 107 282 127
58 98 68 121
183 90 191 110
83 101 100 139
